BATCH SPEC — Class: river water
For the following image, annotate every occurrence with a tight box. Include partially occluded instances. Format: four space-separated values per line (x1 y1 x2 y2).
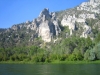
0 64 100 75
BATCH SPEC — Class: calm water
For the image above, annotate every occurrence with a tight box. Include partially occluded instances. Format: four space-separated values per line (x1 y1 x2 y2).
0 64 100 75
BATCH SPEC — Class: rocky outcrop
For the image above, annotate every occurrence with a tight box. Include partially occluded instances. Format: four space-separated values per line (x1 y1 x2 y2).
39 20 53 42
80 23 92 38
26 8 61 42
61 12 95 36
77 0 100 13
37 8 61 42
61 15 76 30
11 25 20 30
8 0 100 42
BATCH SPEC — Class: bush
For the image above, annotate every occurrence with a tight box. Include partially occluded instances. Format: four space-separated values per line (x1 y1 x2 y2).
38 54 45 62
59 56 66 61
45 58 51 63
10 54 19 61
49 54 58 61
84 50 95 61
67 54 76 61
0 53 3 61
18 54 27 61
95 33 100 44
93 42 100 60
23 57 31 62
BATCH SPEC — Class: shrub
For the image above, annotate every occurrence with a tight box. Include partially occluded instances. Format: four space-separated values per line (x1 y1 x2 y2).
84 50 95 61
93 42 100 60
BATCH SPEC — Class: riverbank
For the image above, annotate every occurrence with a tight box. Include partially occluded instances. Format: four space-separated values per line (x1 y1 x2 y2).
0 60 100 64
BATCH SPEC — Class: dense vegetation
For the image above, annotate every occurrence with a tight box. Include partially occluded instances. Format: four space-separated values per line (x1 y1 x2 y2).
0 32 100 63
0 9 100 63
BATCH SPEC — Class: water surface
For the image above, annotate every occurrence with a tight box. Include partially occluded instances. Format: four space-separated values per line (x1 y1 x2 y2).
0 64 100 75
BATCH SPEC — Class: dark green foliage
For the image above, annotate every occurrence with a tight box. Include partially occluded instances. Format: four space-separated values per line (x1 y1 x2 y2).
1 5 100 63
0 22 43 48
67 48 83 61
67 53 82 61
96 13 100 20
10 54 19 61
31 56 39 62
0 53 3 61
92 29 98 35
95 33 100 44
84 50 95 61
84 40 100 61
93 42 100 60
0 35 99 62
58 26 70 38
85 19 98 27
47 36 94 61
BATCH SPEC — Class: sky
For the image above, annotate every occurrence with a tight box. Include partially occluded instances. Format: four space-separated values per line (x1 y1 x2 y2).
0 0 88 28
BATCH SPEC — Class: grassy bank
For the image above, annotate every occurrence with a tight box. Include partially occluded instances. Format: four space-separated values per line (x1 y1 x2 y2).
51 60 100 64
0 60 100 64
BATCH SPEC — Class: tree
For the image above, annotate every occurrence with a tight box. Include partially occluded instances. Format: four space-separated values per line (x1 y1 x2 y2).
95 33 100 44
84 50 95 61
93 42 100 60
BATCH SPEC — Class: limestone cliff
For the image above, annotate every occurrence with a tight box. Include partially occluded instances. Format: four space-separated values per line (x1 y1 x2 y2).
0 0 100 45
56 0 100 39
24 8 61 42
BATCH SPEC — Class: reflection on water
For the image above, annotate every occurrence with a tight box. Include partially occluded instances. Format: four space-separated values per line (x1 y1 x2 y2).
0 64 100 75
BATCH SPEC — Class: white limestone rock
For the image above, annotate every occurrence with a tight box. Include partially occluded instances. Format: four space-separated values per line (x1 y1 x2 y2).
53 20 61 36
61 13 95 29
70 29 73 36
80 24 91 38
26 19 38 31
77 0 100 13
25 8 61 42
11 25 20 30
39 8 51 20
51 12 56 20
76 18 85 23
37 8 61 42
26 20 30 24
61 15 76 30
38 20 52 42
78 14 95 19
76 14 95 22
61 12 95 37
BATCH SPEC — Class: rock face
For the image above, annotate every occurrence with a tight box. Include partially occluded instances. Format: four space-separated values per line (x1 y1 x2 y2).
80 23 92 38
26 8 61 42
61 15 76 30
61 13 95 36
9 8 61 42
77 0 100 13
2 0 100 43
37 8 61 42
11 25 20 30
59 0 98 37
39 21 52 42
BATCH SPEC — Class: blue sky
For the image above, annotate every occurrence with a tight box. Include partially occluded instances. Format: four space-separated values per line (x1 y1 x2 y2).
0 0 88 28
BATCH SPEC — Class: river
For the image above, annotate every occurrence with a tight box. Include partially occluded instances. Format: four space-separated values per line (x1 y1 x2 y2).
0 64 100 75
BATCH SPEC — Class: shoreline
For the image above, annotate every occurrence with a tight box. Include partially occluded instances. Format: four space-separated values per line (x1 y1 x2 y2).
0 60 100 64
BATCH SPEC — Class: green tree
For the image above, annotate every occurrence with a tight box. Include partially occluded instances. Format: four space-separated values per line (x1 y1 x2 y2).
93 42 100 60
84 50 95 61
95 33 100 44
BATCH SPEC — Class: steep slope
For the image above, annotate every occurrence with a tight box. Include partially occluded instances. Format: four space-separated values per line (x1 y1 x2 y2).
0 8 61 48
1 0 100 62
56 0 100 39
0 0 100 48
